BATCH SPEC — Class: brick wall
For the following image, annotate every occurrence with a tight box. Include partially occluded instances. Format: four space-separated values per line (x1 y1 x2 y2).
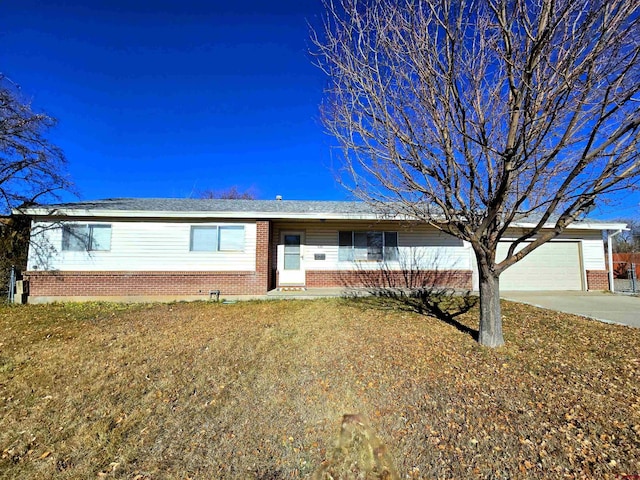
26 220 274 300
305 270 472 290
25 270 266 297
586 270 609 290
255 220 272 291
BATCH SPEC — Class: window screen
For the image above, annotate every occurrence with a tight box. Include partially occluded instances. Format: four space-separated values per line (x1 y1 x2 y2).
384 232 398 261
90 225 112 251
62 224 111 252
338 231 353 261
62 225 89 251
218 226 245 251
191 226 218 251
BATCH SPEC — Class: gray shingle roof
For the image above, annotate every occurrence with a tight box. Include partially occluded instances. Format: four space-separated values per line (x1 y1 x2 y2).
34 198 381 215
17 198 625 229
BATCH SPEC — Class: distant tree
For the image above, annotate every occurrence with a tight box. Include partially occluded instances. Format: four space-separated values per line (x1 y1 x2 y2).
199 186 256 200
612 219 640 253
313 0 640 347
0 75 72 213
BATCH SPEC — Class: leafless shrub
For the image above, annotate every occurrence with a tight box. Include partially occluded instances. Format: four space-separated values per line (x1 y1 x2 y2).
340 247 478 336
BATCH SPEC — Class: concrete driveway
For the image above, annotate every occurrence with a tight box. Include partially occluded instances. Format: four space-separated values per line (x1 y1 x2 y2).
500 291 640 328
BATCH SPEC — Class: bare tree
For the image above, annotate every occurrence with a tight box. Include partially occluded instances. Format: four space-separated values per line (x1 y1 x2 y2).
612 219 640 253
1 75 72 290
312 0 640 346
0 75 72 213
199 186 257 200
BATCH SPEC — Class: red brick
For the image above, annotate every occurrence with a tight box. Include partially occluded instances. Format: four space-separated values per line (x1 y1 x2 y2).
586 270 609 290
305 270 472 290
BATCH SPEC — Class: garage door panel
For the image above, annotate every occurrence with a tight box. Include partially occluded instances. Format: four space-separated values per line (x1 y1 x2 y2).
497 242 583 291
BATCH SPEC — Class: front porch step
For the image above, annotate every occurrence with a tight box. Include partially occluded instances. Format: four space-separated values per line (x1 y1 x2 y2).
277 286 307 292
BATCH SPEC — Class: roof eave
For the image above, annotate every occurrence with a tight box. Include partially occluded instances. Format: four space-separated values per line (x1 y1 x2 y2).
14 207 627 230
511 221 628 230
14 208 394 221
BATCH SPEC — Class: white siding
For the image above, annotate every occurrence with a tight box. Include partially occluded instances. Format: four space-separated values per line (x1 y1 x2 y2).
575 231 606 270
28 220 257 272
274 221 470 271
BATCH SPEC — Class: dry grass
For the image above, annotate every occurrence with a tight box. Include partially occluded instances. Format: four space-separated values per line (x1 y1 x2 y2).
0 298 638 479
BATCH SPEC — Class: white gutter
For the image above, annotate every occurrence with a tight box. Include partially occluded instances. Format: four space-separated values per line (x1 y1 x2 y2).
607 229 624 293
13 208 393 221
513 221 629 230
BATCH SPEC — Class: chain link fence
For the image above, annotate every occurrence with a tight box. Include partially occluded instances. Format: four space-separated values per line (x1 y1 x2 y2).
4 266 27 304
5 265 16 303
613 261 638 293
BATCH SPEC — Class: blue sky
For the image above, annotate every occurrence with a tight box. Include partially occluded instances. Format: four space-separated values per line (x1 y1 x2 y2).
2 0 343 202
2 0 638 218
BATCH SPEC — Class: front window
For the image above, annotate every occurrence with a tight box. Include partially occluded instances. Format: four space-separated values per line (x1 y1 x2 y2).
62 224 112 251
190 225 245 252
339 231 398 261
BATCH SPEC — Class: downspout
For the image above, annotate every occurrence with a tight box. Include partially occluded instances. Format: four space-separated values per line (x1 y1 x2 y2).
607 229 623 293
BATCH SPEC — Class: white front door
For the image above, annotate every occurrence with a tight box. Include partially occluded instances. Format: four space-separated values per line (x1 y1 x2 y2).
279 232 305 286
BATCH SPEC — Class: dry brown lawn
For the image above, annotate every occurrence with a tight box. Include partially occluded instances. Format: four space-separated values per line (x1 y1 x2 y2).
0 297 639 479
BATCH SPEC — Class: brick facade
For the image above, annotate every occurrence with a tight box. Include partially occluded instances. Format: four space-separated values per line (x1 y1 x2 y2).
305 269 472 290
586 270 609 290
25 270 266 297
255 220 273 291
26 220 273 300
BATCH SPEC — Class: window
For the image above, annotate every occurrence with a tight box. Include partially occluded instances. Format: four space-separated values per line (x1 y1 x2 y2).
190 225 245 252
338 231 398 261
191 226 218 252
62 224 112 251
218 226 245 251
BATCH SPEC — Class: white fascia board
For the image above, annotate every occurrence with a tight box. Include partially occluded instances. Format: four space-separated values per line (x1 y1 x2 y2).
511 221 628 230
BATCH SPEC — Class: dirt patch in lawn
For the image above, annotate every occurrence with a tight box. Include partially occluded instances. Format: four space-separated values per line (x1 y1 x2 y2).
0 298 638 479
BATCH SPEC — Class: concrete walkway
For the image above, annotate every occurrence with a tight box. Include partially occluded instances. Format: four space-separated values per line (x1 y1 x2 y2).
266 287 360 299
500 291 640 328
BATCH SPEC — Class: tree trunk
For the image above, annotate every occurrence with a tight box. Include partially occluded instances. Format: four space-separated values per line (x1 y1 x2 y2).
477 268 504 348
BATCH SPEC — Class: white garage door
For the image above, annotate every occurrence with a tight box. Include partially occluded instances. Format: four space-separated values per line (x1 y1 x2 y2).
497 241 583 291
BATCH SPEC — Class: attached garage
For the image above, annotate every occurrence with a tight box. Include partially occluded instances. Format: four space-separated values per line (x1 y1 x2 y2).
496 241 584 291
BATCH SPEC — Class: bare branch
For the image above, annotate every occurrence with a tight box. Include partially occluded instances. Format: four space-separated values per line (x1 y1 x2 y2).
0 74 73 214
312 0 640 346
